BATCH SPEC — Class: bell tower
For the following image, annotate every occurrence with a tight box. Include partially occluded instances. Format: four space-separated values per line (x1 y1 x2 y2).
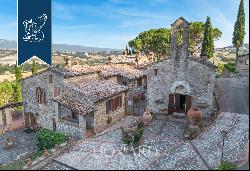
170 17 190 62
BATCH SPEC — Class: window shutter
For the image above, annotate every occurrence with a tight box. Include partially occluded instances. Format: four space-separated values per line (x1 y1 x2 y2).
112 99 115 111
106 101 109 114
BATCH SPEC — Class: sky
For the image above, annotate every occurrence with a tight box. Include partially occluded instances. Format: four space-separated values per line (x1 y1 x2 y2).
0 0 249 49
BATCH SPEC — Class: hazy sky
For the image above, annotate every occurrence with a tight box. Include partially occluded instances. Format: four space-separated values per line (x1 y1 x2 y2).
0 0 249 49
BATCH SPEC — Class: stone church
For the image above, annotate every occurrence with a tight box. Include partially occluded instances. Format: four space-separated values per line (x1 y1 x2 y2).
147 17 216 117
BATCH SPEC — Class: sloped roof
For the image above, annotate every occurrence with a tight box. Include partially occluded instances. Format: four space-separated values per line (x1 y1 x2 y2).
65 79 128 103
68 64 146 79
53 95 95 115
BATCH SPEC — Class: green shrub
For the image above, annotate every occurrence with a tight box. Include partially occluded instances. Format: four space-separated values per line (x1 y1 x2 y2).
35 129 68 150
216 161 237 170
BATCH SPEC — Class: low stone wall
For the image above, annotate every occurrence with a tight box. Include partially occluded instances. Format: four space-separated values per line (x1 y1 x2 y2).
23 139 79 170
57 121 83 139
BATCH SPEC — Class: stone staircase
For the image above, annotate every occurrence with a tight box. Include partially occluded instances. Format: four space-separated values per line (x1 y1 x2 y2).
170 112 188 123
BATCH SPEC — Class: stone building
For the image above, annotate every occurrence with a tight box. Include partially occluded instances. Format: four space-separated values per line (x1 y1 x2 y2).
22 67 128 139
147 17 216 117
69 64 147 115
236 53 249 76
0 102 23 134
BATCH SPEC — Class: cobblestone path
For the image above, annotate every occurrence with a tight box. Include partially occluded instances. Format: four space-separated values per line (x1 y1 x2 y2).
40 112 249 170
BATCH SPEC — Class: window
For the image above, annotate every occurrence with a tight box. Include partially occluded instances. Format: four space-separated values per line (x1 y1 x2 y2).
106 96 123 114
48 75 52 83
137 78 142 86
72 111 78 120
154 69 158 76
245 59 249 65
122 81 127 86
36 87 46 104
106 100 112 114
132 80 136 87
54 87 61 97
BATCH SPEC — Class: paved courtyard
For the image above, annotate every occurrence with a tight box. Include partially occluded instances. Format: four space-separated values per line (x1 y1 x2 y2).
0 128 37 164
42 112 249 170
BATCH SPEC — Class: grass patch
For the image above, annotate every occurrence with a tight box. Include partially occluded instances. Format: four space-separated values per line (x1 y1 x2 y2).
216 161 237 170
0 150 43 170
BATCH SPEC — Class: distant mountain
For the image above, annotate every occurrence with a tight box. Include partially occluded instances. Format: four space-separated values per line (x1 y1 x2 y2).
52 43 122 52
0 39 17 49
0 39 122 52
216 43 249 54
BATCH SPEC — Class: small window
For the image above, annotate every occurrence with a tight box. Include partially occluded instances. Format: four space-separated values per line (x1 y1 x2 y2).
54 87 61 97
154 69 158 76
48 75 52 83
106 100 112 114
245 59 249 65
137 78 142 86
72 111 78 120
122 81 127 86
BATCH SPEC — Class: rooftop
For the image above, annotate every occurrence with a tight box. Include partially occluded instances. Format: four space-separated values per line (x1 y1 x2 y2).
65 79 128 103
68 64 146 79
53 95 95 115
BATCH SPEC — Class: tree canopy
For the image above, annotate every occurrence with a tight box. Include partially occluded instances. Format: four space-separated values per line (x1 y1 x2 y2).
201 17 215 59
128 21 221 60
31 60 38 75
233 0 245 60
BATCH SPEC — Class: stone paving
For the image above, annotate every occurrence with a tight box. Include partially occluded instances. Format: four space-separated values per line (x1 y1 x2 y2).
41 112 249 170
0 128 37 164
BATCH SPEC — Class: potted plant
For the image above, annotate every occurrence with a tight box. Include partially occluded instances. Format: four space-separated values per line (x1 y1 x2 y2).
187 107 202 128
142 108 153 126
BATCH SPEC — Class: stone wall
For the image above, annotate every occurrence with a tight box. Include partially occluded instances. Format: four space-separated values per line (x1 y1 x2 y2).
94 93 126 133
57 120 84 139
22 70 65 130
147 59 215 115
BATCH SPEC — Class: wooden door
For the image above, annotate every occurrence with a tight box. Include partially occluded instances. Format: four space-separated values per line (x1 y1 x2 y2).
24 112 30 128
30 113 37 129
185 95 192 114
168 94 175 114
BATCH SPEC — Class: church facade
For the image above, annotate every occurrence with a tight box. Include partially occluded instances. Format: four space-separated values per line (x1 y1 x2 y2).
147 17 216 116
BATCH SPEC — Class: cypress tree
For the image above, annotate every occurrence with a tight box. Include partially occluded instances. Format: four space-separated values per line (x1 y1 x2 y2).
31 60 38 75
201 16 214 59
232 0 245 61
13 62 22 105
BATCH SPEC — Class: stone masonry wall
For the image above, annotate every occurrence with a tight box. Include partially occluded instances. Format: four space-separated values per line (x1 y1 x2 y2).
147 59 215 116
22 71 65 130
94 93 126 134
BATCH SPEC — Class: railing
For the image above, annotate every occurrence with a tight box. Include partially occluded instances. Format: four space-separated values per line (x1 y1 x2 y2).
0 102 23 110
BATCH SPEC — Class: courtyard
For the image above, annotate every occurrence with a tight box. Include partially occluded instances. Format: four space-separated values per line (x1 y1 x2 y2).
0 128 37 165
41 112 249 170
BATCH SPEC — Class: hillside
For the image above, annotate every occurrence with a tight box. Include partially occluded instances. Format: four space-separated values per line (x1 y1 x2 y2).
0 39 122 52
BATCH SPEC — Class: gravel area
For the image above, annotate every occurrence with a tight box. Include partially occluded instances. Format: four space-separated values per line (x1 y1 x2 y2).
0 128 37 164
41 112 249 170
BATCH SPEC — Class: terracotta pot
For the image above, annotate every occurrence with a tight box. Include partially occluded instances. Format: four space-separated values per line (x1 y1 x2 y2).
26 158 32 166
142 109 152 126
44 149 49 156
187 108 202 125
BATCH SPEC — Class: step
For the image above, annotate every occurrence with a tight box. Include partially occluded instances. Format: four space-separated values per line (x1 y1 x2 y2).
169 117 187 123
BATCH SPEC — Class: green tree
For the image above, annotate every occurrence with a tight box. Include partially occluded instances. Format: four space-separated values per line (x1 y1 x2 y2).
232 0 245 61
13 62 22 105
189 22 221 53
128 21 221 61
31 60 38 75
201 17 215 59
0 80 14 106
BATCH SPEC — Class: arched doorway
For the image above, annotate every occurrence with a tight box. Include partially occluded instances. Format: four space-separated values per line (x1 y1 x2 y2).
168 83 192 115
